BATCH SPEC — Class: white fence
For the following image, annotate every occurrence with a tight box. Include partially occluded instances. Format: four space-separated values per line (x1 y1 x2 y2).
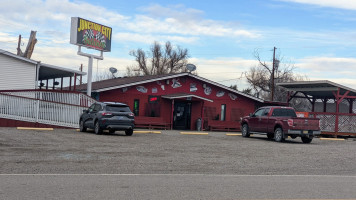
0 91 96 128
0 90 95 107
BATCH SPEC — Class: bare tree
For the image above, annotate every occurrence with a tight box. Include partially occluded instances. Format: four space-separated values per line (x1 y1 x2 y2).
245 49 309 110
127 41 189 76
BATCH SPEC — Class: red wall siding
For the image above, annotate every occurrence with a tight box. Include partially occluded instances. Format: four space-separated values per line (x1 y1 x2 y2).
98 76 258 129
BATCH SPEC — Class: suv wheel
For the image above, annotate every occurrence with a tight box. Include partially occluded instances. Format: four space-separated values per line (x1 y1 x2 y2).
242 124 250 137
79 120 87 132
274 127 285 142
301 136 313 144
94 121 103 135
125 129 133 136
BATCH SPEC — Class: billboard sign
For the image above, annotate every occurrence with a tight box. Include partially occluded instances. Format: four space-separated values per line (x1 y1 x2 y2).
70 17 112 52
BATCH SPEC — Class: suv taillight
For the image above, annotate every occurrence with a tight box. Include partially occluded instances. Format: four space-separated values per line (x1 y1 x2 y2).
101 112 113 116
287 119 293 127
129 112 134 117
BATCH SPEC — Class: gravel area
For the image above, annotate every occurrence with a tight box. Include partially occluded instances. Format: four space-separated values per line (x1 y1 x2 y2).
0 128 355 175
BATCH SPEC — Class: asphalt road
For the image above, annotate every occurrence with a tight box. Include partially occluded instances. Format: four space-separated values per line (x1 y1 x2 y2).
0 128 355 199
1 174 355 200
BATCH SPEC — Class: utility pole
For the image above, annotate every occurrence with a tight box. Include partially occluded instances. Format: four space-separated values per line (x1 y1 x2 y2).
271 46 277 101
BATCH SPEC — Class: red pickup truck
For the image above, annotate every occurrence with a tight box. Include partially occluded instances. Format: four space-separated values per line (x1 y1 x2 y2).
240 106 320 143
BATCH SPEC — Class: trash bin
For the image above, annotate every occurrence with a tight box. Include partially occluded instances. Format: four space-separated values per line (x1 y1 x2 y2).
196 118 202 131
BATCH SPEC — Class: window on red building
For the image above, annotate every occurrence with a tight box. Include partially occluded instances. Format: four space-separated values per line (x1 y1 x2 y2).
220 104 226 121
133 99 139 116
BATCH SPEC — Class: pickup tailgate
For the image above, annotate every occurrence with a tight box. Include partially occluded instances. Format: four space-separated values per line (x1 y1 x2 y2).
290 117 319 130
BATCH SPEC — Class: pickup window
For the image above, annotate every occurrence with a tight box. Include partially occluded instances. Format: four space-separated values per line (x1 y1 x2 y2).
271 108 297 117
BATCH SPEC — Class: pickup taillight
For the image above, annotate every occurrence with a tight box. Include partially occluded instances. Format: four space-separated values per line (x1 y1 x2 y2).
287 119 293 127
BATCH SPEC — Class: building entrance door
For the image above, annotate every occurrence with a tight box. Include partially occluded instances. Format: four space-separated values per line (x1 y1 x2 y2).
173 101 191 130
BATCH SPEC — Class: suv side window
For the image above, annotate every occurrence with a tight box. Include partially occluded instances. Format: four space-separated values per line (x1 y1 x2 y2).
88 104 95 112
93 104 102 112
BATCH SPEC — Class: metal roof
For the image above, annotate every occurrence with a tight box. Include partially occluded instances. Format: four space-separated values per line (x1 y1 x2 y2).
75 73 264 103
0 49 86 80
277 80 356 99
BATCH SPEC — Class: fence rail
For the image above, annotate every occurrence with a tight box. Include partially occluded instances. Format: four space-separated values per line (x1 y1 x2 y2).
0 91 96 128
310 112 356 133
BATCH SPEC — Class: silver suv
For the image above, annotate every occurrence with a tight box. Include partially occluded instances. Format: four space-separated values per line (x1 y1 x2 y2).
79 102 135 135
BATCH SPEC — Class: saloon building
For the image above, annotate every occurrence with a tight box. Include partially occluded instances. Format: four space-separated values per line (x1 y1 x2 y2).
76 73 264 131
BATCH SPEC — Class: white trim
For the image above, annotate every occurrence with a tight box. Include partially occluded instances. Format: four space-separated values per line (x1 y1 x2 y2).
162 94 213 102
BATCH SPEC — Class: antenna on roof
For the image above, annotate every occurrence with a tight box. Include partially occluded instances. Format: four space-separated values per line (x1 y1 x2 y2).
109 67 118 78
186 64 196 73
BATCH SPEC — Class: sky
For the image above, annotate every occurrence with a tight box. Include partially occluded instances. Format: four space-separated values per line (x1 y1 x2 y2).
1 0 356 90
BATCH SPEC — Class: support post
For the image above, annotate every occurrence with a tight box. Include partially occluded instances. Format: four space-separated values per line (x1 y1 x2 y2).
323 98 327 112
171 100 175 130
349 99 354 114
61 77 63 90
87 56 93 96
201 101 205 131
46 79 48 90
271 47 276 101
73 73 77 91
335 88 340 135
69 76 72 91
52 78 55 90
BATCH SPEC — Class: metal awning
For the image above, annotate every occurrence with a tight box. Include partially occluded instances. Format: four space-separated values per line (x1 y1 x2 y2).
277 80 356 99
162 93 213 102
39 63 86 80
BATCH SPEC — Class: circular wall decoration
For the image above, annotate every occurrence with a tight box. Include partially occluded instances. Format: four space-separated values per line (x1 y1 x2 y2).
136 86 148 93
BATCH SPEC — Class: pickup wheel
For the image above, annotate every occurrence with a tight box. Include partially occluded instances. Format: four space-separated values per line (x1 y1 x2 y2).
301 136 313 143
267 133 274 139
274 127 285 142
242 124 250 137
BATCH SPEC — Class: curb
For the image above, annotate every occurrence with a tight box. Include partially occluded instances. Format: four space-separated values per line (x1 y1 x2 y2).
180 132 209 135
17 127 54 131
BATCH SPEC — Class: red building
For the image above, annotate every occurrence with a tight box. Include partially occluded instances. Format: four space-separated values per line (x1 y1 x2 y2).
76 73 264 131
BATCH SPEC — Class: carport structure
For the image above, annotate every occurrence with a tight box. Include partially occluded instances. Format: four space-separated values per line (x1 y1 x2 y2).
277 80 356 136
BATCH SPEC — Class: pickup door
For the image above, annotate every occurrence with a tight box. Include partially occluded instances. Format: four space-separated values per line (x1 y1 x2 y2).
249 108 268 132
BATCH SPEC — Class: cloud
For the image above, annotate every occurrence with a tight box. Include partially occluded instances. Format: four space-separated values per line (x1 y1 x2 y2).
129 4 260 39
280 0 356 10
294 57 356 88
114 32 199 44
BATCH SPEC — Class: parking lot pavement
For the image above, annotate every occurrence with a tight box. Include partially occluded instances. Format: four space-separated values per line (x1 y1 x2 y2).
0 127 355 175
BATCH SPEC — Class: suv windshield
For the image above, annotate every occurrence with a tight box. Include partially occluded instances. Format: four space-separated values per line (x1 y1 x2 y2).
106 105 131 112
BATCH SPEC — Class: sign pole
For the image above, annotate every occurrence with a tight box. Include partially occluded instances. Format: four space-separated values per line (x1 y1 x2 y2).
87 55 93 96
77 46 103 97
